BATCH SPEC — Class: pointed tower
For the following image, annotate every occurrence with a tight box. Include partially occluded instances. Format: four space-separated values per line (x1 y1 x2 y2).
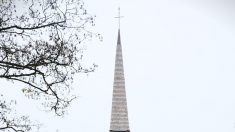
110 8 130 132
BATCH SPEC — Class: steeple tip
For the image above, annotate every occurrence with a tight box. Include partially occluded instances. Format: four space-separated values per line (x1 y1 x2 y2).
115 7 123 30
117 29 121 45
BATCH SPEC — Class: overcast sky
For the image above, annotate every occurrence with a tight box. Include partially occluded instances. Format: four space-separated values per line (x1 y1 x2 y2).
1 0 235 132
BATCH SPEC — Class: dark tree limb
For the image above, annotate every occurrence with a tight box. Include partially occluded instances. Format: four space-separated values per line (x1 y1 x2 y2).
0 20 66 31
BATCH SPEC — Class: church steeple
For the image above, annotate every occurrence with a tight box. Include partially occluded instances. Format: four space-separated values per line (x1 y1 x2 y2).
110 8 130 132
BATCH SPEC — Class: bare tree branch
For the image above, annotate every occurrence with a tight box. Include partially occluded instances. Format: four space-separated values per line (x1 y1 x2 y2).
0 95 41 132
0 2 99 130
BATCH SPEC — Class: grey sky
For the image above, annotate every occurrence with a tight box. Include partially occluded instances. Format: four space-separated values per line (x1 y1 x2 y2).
1 0 235 132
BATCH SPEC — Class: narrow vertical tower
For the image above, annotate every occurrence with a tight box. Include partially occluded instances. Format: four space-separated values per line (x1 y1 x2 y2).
110 29 130 132
110 8 130 132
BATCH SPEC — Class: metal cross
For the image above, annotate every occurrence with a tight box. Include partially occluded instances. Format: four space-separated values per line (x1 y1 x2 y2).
114 7 124 29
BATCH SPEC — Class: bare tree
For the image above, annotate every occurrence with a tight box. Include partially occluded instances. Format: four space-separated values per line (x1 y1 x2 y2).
0 95 40 132
0 0 99 131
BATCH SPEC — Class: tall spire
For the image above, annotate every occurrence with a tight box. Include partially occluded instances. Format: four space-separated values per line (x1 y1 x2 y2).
110 8 130 132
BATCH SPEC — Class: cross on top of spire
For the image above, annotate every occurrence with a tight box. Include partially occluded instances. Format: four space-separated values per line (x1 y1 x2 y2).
115 7 124 29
